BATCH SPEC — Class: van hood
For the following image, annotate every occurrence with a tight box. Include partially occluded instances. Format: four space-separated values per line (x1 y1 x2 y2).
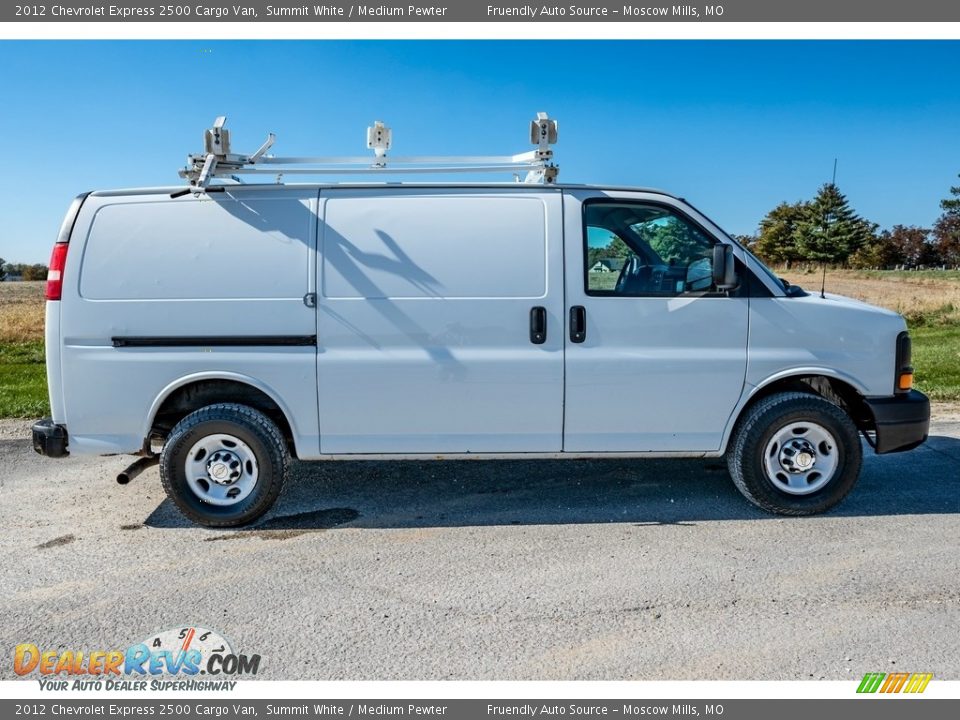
797 291 902 319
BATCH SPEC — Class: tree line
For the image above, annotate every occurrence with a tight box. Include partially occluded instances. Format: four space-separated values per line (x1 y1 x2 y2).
0 260 49 281
746 173 960 269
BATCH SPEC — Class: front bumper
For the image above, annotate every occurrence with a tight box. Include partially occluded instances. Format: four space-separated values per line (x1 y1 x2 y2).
32 418 69 458
865 390 930 454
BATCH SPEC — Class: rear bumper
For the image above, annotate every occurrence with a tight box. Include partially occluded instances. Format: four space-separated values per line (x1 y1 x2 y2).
865 390 930 455
32 418 69 458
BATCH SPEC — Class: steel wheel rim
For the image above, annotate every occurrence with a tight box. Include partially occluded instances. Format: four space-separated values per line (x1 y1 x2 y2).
763 421 838 496
184 433 259 506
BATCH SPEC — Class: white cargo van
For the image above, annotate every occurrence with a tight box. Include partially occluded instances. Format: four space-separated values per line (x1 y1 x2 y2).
33 116 930 527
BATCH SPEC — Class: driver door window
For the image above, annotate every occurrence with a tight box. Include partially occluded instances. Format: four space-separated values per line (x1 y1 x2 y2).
585 202 716 297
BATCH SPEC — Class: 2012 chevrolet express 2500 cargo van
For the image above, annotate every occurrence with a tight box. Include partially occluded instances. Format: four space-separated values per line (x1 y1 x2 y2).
32 116 930 527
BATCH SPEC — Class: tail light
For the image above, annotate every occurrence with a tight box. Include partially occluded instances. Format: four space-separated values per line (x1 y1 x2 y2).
45 193 90 301
45 242 68 301
895 331 913 394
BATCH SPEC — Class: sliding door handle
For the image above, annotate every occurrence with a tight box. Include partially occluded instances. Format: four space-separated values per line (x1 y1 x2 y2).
530 306 547 344
570 305 586 343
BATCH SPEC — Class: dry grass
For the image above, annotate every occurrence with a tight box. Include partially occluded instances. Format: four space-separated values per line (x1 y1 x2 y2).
778 269 960 324
0 281 45 343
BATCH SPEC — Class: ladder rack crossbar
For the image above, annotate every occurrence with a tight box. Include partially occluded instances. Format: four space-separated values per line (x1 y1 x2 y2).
225 165 543 176
254 152 540 165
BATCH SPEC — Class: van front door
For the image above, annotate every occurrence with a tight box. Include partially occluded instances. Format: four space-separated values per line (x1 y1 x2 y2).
316 188 565 454
562 190 749 452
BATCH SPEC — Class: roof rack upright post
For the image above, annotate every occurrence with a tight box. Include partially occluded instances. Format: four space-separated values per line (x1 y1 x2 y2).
525 112 559 184
204 116 230 155
366 120 392 169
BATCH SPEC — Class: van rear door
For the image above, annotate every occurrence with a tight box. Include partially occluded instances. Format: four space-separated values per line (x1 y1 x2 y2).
316 188 564 454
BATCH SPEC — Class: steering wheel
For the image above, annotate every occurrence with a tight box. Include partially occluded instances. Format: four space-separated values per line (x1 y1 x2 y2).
614 256 636 293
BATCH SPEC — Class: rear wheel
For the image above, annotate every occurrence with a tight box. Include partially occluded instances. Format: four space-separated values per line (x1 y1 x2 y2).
727 392 862 515
160 403 289 527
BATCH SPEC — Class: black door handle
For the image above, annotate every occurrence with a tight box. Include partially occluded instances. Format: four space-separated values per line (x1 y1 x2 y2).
570 305 586 343
530 306 547 344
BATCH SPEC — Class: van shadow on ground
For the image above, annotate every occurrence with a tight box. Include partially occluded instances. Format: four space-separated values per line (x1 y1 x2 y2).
143 435 960 531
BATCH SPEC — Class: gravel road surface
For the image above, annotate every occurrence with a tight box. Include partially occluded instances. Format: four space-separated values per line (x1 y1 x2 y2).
1 415 958 680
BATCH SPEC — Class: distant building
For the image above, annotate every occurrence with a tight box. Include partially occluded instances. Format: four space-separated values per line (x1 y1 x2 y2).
3 273 22 282
590 258 624 273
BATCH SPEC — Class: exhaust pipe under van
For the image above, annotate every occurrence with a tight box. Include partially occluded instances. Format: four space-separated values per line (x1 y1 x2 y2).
117 456 159 485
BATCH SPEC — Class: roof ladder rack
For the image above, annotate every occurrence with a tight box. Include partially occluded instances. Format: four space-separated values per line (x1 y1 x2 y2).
175 112 559 195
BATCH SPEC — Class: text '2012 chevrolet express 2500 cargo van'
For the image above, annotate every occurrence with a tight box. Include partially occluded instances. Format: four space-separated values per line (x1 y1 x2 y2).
32 115 930 527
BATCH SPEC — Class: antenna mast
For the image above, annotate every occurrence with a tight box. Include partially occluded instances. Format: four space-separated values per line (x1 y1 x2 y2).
818 158 839 299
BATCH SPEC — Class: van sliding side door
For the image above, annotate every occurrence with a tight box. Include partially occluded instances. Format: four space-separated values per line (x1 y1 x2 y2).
315 188 566 454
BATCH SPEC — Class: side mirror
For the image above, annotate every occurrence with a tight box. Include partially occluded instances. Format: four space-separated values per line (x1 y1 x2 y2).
712 244 738 291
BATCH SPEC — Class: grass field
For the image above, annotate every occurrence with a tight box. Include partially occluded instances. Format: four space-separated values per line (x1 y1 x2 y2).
0 281 45 344
1 273 959 417
779 267 960 327
910 325 960 401
0 340 47 418
0 282 46 418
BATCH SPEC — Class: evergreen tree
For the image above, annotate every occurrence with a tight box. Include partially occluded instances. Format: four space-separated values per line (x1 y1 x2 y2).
933 173 960 266
753 201 807 267
793 183 874 265
940 172 960 215
0 258 6 281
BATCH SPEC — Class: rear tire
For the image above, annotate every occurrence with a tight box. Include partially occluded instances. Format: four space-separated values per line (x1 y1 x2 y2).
160 403 289 528
727 391 862 515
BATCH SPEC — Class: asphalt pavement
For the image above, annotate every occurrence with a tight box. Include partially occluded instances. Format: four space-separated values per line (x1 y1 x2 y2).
1 416 958 680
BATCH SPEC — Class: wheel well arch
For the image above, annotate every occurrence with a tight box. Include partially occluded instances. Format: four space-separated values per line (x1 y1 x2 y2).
726 373 874 450
146 376 298 457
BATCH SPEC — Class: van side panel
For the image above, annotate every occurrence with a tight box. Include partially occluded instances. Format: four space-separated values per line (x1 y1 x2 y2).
316 189 565 454
60 188 319 456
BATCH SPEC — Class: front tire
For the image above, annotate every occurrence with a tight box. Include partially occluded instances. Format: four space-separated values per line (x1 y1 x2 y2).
160 403 289 528
727 392 862 515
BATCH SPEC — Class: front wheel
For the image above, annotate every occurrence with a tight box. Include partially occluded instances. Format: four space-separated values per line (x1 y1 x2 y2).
160 403 289 527
727 392 863 515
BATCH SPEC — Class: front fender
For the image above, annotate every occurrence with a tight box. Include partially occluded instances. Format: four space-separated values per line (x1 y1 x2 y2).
718 367 871 454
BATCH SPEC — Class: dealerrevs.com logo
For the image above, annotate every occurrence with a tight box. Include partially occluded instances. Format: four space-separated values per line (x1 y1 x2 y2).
14 627 260 691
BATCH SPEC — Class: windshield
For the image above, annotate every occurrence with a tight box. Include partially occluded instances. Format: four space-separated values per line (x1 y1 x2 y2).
730 237 788 292
677 200 787 295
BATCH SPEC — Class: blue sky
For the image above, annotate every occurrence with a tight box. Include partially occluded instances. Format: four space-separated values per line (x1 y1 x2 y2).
1 40 958 263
